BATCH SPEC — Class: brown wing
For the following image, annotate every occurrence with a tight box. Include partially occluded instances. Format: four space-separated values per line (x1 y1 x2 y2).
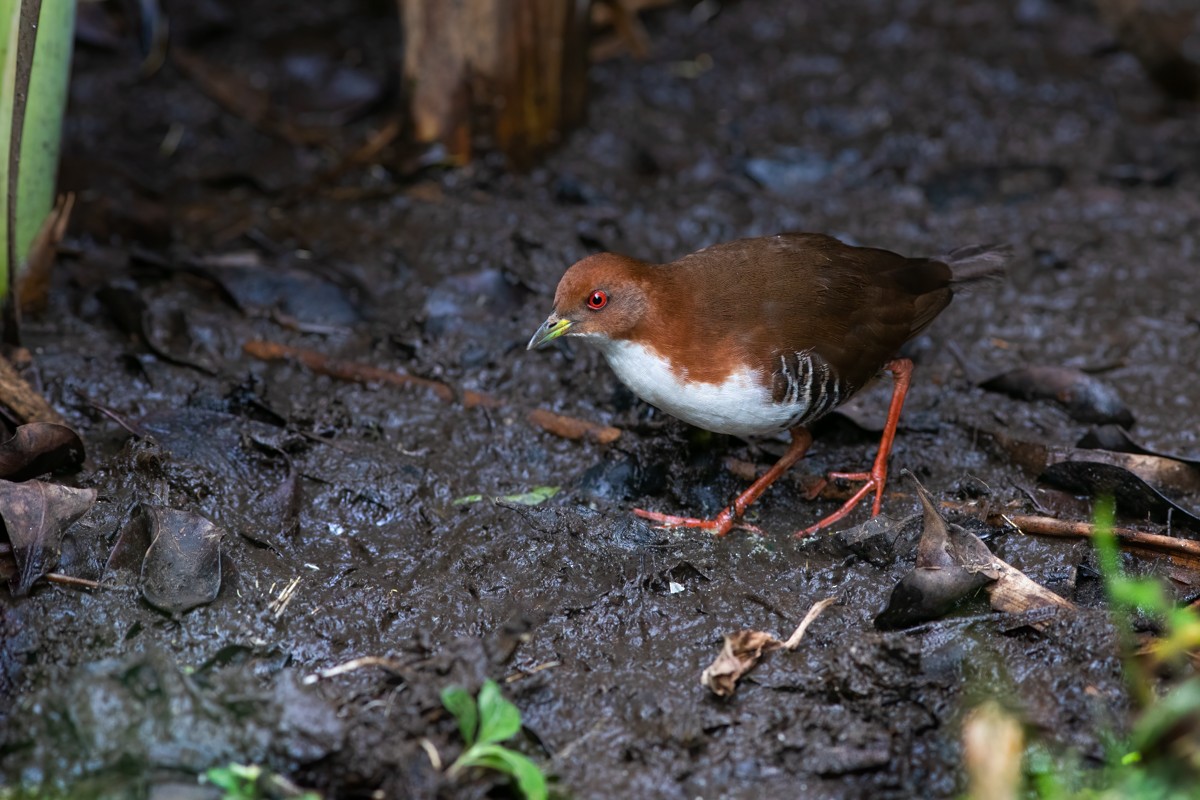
651 233 953 392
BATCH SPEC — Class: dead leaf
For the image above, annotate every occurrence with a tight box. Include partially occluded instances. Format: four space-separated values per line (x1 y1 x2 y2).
18 193 75 315
877 473 1075 630
190 256 361 326
0 480 97 595
701 596 837 698
0 423 86 480
104 505 152 581
96 283 219 375
981 365 1134 426
1078 425 1200 469
701 630 782 698
876 474 999 629
1041 461 1200 533
140 507 224 615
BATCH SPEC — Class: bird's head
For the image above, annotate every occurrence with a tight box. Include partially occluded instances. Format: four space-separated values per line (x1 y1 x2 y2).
527 253 650 350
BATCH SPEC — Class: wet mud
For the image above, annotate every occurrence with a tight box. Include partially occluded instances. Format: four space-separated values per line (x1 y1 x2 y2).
3 0 1200 798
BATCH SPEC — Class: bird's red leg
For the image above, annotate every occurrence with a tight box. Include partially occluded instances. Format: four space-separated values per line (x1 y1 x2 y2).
796 358 913 537
635 427 813 537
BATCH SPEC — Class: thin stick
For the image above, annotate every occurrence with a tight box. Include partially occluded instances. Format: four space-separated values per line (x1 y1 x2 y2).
42 573 105 590
781 595 838 650
527 408 620 444
998 513 1200 559
302 655 407 685
245 338 622 444
505 660 562 683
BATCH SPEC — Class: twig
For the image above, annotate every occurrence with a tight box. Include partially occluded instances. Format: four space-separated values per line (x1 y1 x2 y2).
527 408 620 444
998 513 1200 561
302 655 408 685
245 339 623 444
269 575 302 619
504 660 562 683
781 595 838 649
42 572 108 590
244 339 494 407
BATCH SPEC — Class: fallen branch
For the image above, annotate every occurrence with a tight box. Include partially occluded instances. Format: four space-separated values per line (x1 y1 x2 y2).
994 512 1200 565
42 572 106 590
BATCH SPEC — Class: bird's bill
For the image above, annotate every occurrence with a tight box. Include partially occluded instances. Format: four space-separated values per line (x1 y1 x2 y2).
527 315 572 350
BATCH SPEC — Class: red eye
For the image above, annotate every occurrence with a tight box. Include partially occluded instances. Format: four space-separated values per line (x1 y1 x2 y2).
587 290 608 310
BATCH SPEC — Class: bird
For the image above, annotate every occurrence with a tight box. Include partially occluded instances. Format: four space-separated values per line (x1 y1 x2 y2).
528 233 1009 537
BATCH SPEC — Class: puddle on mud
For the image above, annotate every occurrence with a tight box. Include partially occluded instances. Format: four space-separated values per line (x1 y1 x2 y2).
3 0 1200 798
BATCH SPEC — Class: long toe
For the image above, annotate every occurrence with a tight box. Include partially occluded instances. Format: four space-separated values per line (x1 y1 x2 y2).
795 476 882 537
633 507 736 537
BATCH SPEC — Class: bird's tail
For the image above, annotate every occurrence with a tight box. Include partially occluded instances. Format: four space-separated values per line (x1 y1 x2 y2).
941 244 1011 285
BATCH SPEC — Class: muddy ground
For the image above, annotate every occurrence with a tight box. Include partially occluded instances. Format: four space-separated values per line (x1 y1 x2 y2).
3 0 1200 798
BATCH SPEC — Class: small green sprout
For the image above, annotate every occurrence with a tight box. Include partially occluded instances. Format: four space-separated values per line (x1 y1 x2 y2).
1020 498 1200 798
441 679 548 800
453 486 560 506
203 763 321 800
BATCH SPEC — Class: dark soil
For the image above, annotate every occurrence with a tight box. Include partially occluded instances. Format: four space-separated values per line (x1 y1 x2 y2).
4 1 1200 798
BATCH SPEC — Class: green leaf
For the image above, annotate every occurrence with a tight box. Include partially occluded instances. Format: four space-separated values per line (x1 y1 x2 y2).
453 487 560 507
499 486 560 506
1109 577 1166 613
1129 678 1200 760
460 744 548 800
0 0 76 291
203 763 260 793
441 685 479 746
476 679 522 744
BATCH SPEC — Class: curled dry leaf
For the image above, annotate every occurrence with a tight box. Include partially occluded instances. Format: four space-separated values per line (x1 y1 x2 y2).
140 507 224 616
0 423 86 481
0 480 97 595
1078 425 1200 469
876 474 998 629
981 428 1200 502
877 473 1075 630
1041 461 1200 533
701 596 837 698
700 630 782 698
980 365 1134 427
96 283 218 375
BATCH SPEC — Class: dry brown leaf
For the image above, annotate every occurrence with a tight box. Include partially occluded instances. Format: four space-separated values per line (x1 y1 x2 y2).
700 630 782 698
701 596 837 698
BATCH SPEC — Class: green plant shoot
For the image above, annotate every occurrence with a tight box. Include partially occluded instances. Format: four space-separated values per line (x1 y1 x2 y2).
0 0 76 296
441 679 548 800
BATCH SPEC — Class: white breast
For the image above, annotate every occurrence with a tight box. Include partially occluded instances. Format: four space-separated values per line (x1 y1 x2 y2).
595 339 802 437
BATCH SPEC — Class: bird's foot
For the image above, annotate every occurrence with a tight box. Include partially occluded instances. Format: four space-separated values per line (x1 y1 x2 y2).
794 467 886 538
632 507 763 537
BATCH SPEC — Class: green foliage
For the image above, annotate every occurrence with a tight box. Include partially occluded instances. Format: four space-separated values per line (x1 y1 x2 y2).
1023 498 1200 799
203 763 321 800
0 0 75 292
441 679 549 800
453 486 560 506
